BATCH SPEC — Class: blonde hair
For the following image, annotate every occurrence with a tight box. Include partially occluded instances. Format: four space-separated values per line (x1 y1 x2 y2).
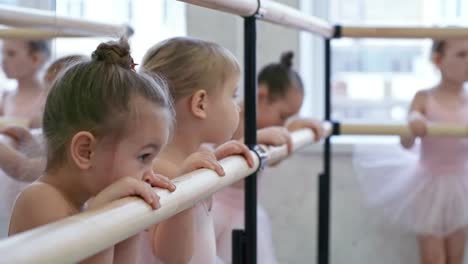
141 37 240 102
43 38 173 170
44 54 87 85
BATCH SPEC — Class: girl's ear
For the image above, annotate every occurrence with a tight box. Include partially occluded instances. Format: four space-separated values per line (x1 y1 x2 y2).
70 131 96 170
432 52 443 68
189 89 208 119
258 84 271 106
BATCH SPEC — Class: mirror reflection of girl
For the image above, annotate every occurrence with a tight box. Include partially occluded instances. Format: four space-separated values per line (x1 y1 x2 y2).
1 39 51 128
213 52 324 264
355 39 468 264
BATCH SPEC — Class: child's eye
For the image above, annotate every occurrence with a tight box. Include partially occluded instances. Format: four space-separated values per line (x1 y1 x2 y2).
138 153 153 164
457 51 467 58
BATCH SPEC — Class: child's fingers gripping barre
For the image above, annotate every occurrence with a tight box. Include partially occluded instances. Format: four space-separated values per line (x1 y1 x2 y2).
286 118 324 141
214 140 254 168
180 151 226 176
89 177 161 210
408 112 428 137
143 172 176 192
257 127 293 154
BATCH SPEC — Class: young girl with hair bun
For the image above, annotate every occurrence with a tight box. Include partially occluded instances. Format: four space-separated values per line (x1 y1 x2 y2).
9 38 179 263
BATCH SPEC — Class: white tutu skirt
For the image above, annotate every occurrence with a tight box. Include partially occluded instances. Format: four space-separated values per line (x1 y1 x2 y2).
354 142 468 237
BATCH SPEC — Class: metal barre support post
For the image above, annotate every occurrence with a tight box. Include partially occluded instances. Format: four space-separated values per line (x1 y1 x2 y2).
244 15 258 264
232 15 259 264
317 38 332 264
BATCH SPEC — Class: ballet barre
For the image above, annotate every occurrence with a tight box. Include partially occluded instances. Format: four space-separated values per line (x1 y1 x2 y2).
0 4 132 37
179 0 334 37
340 26 468 39
0 129 318 264
333 122 468 137
180 0 258 17
0 27 97 39
0 117 29 129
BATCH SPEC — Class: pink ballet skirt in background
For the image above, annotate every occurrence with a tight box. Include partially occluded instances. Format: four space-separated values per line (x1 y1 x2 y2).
354 93 468 237
212 186 278 264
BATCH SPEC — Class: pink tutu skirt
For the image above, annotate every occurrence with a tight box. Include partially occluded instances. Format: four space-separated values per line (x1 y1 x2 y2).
354 142 468 237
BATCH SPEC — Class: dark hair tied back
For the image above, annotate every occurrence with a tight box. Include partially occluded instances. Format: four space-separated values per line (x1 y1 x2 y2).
258 50 303 101
280 51 294 69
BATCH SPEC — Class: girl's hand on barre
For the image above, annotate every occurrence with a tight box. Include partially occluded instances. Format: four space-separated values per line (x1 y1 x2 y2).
285 118 324 141
408 112 428 137
88 176 163 210
143 171 176 192
257 126 293 154
178 150 227 176
215 140 254 168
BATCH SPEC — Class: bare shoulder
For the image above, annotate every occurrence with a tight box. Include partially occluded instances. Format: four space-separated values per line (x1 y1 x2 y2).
9 181 76 235
409 88 432 113
152 158 178 179
414 89 431 101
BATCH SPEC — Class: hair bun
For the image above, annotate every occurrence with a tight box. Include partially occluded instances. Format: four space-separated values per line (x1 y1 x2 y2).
280 51 294 69
91 38 135 70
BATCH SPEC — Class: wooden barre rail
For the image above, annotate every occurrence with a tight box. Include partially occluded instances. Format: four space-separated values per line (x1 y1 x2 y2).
0 129 317 263
0 27 105 39
337 123 468 137
178 0 334 37
0 4 131 37
341 26 468 39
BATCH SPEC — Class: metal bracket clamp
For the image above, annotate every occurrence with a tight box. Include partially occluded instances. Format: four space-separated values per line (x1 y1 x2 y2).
251 144 268 173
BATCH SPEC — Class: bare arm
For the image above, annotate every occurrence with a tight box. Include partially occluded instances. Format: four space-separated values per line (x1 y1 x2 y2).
400 90 427 149
150 160 195 264
0 143 44 181
0 127 46 181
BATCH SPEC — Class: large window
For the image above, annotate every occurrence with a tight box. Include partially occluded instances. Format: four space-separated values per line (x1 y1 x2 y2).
301 0 468 123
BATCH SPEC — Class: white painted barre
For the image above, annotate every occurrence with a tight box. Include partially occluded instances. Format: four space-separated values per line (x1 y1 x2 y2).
259 0 334 37
179 0 258 17
265 128 318 165
339 123 468 137
0 27 96 39
0 4 130 37
341 26 468 39
178 0 334 37
0 130 316 263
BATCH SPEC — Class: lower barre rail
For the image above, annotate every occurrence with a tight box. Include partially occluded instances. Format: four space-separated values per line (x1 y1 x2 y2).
337 122 468 137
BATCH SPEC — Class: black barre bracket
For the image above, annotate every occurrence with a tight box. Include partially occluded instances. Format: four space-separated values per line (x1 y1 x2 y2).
333 24 342 39
331 121 341 135
251 145 269 172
